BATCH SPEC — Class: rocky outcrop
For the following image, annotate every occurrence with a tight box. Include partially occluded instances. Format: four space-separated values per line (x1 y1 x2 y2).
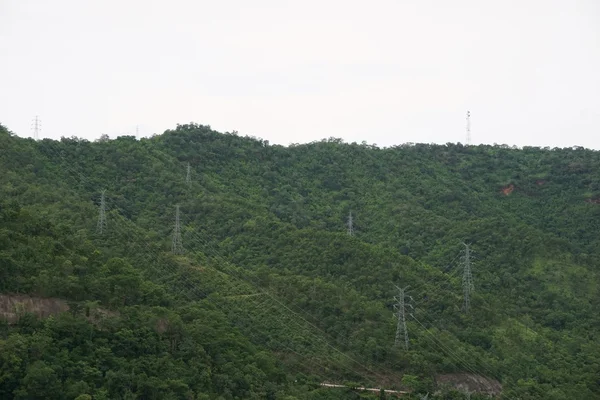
0 294 69 323
436 373 502 396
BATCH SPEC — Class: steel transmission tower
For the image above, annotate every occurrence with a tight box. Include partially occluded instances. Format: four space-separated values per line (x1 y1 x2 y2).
347 211 354 236
393 285 412 350
186 163 191 186
461 243 474 313
31 116 41 140
466 111 471 145
171 205 184 254
97 190 107 234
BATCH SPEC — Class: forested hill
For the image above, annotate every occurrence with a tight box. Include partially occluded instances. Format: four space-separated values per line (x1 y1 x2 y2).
1 122 599 400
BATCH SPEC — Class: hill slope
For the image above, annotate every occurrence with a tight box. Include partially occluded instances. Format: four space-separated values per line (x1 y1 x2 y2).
1 123 599 399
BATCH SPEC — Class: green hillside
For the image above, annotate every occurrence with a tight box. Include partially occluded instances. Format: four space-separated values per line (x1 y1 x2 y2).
1 123 599 399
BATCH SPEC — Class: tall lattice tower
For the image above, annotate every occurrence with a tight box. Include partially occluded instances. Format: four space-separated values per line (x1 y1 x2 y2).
97 190 107 234
462 243 474 313
347 211 354 236
466 111 471 145
186 163 191 186
31 116 41 140
171 205 184 254
393 285 412 350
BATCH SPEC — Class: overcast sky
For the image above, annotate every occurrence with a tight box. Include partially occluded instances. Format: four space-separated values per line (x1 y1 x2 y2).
1 0 599 148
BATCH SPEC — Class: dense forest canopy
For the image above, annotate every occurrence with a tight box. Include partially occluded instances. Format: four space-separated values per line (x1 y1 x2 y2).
0 122 599 399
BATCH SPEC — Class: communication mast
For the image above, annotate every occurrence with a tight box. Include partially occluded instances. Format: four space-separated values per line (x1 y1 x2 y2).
466 111 471 145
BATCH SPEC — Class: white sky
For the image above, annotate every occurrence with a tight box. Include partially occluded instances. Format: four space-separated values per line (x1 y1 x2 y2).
1 0 599 148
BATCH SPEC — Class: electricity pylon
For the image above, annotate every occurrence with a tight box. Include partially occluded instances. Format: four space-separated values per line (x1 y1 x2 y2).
461 243 474 313
347 211 354 236
393 285 412 350
186 163 191 186
466 110 471 145
31 116 41 140
171 205 184 254
96 190 107 234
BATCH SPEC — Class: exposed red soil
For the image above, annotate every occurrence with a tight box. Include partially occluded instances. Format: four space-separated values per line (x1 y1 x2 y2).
501 184 515 195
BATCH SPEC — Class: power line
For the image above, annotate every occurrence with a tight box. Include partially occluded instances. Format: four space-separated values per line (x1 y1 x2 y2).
411 309 503 385
36 135 408 386
411 314 505 397
33 145 386 388
411 315 488 380
154 212 400 382
410 251 462 300
410 249 465 307
37 147 358 384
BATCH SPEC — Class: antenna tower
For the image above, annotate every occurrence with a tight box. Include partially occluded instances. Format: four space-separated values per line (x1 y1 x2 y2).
461 243 474 313
172 205 184 254
186 163 191 186
97 190 107 234
393 285 412 350
466 110 471 145
31 116 41 140
347 211 354 236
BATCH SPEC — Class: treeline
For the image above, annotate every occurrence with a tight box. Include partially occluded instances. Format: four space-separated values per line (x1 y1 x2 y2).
0 123 599 399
